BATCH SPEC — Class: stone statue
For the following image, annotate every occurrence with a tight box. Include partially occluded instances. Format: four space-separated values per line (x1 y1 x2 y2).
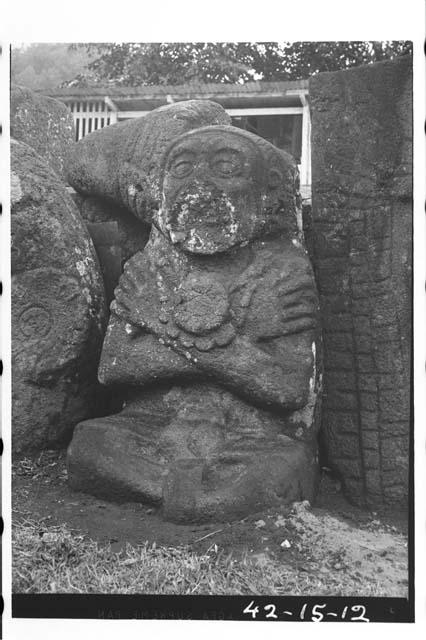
67 123 322 522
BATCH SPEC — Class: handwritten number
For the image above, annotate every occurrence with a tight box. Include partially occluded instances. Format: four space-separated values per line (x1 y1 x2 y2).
243 600 259 619
243 601 369 621
311 604 326 622
351 605 370 622
264 604 278 619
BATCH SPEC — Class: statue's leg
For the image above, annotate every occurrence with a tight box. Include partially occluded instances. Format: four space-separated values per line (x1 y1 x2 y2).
67 385 319 520
163 442 318 523
66 390 173 504
158 400 226 460
162 396 319 522
66 384 227 505
67 417 166 503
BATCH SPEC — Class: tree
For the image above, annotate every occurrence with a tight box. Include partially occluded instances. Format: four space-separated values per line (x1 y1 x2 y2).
11 43 93 91
65 41 412 87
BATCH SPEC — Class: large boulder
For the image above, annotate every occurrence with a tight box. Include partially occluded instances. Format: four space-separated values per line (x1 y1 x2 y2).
11 140 107 453
65 100 231 224
11 85 75 180
310 55 412 508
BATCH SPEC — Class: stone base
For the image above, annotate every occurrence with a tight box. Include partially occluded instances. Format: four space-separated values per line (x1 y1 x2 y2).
67 393 318 522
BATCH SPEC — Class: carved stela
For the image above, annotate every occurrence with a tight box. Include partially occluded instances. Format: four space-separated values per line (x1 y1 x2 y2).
67 120 322 522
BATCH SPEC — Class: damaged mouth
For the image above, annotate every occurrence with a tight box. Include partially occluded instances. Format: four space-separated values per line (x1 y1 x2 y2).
165 187 240 252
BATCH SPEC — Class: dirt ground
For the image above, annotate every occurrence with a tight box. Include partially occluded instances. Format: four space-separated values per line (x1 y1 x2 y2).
12 449 409 596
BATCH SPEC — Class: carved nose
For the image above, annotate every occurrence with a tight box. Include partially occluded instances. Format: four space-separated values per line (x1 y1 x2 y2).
192 175 218 190
177 181 224 203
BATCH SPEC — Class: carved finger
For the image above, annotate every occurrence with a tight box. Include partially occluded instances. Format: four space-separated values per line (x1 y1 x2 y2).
280 291 317 309
276 279 313 297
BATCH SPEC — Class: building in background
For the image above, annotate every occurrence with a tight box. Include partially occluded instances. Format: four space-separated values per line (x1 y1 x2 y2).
46 79 311 202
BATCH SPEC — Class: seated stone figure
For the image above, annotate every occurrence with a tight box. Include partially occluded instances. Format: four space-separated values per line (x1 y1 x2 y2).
67 125 322 522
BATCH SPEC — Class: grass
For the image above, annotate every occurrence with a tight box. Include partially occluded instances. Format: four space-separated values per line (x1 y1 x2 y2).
12 516 396 596
12 453 407 597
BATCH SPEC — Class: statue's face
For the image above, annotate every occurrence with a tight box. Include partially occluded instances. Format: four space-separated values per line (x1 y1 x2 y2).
159 129 263 254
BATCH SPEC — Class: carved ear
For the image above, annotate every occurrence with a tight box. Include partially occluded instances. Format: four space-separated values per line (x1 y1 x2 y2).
118 162 159 224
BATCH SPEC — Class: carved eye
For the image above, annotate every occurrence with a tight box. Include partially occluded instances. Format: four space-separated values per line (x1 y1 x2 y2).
212 150 243 177
169 152 196 178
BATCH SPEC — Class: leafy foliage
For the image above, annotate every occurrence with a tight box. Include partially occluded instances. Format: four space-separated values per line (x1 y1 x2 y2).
66 41 412 87
11 43 93 91
11 42 412 91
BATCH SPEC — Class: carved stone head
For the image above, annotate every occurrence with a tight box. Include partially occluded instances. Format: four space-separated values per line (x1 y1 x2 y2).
156 125 299 254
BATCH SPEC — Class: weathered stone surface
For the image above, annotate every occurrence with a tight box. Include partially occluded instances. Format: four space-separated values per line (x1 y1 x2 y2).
310 56 412 508
69 192 150 304
64 101 230 305
65 100 231 224
67 121 322 522
11 140 107 453
11 85 75 180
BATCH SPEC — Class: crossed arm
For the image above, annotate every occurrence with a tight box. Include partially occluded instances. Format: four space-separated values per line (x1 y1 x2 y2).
101 247 318 412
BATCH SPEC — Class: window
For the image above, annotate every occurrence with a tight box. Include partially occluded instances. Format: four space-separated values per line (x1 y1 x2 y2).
231 114 303 164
